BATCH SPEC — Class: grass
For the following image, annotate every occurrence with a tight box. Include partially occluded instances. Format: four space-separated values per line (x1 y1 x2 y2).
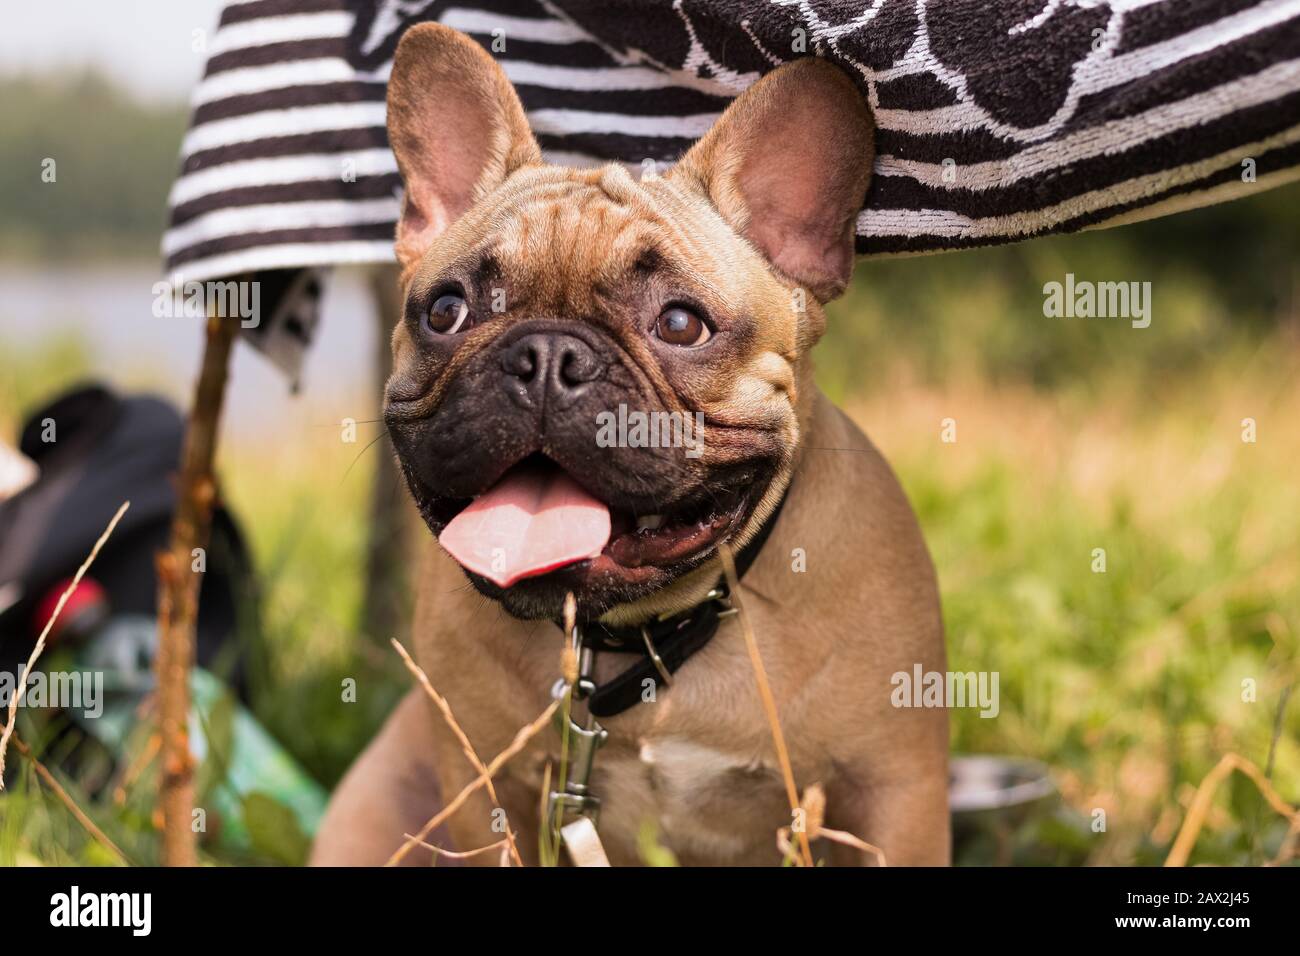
846 355 1299 865
220 434 407 789
1 185 1297 864
3 338 1294 866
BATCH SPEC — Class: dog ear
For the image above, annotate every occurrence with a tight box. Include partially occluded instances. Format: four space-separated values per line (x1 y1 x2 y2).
387 24 542 269
670 59 873 303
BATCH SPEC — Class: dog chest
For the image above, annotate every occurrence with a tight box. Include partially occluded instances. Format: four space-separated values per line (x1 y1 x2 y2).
589 736 794 865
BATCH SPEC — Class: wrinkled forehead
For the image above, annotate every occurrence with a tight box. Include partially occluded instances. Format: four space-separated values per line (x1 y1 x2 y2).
436 164 750 305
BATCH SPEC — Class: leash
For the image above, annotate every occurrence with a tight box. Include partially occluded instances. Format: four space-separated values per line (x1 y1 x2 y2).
546 618 610 863
545 488 788 861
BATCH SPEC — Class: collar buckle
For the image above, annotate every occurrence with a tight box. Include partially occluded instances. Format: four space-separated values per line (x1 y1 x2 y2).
639 625 673 686
705 585 739 619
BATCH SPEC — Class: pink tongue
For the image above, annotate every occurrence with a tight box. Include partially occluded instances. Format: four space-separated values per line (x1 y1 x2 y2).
438 466 612 587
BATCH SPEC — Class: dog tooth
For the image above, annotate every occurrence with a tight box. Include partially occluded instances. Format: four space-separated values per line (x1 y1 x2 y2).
637 514 665 530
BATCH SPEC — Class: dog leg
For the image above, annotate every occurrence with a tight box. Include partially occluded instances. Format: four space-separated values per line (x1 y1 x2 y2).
310 689 446 866
825 760 951 866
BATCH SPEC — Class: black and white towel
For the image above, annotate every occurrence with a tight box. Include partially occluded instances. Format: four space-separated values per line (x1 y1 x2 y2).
163 0 1300 377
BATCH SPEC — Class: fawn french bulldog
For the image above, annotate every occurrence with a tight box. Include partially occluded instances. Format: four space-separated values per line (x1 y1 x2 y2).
311 23 947 866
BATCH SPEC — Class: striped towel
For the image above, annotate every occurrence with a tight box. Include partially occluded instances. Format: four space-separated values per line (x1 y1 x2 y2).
164 0 1300 378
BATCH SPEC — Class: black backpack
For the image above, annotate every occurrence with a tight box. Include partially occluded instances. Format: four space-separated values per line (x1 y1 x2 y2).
0 383 254 696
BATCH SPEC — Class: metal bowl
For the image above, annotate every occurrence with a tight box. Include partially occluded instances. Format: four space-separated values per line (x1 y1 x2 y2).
949 755 1060 864
950 754 1056 824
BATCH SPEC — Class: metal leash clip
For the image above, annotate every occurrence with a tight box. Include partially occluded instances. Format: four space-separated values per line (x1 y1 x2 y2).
547 625 608 832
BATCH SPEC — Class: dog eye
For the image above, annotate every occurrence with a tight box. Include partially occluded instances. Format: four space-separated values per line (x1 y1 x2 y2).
654 306 711 347
425 292 472 335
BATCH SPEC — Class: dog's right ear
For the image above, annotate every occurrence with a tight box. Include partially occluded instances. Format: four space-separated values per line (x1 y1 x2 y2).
387 24 541 271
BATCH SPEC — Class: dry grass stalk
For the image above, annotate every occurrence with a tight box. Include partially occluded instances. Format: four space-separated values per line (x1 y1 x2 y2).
387 698 560 866
816 827 887 866
0 500 130 786
9 733 131 865
775 783 887 867
718 542 814 868
404 834 510 861
155 311 238 867
390 638 523 867
560 593 578 684
801 781 826 834
1164 752 1299 867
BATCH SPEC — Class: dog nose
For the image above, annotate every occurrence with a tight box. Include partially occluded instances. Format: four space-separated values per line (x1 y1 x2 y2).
500 332 603 409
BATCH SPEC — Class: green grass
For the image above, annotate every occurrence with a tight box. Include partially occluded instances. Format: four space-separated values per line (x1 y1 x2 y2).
846 359 1299 865
1 184 1297 864
3 333 1294 866
220 437 407 790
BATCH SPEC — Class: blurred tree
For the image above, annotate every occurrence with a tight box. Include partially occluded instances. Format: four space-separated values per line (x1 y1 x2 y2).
0 71 186 259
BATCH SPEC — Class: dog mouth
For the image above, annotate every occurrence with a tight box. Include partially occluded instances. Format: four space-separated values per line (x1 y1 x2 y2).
414 453 756 588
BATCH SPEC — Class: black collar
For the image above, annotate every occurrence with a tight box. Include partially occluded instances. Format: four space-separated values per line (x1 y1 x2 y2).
566 490 788 718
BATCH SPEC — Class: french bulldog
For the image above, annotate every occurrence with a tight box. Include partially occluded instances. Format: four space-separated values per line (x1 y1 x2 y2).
311 23 947 866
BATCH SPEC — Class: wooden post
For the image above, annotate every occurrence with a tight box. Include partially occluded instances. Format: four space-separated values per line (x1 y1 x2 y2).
155 310 238 866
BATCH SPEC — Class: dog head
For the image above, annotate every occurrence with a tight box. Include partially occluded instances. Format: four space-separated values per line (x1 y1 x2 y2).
383 24 872 622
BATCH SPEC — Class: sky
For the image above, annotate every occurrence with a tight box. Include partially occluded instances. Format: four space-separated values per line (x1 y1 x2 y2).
0 0 228 102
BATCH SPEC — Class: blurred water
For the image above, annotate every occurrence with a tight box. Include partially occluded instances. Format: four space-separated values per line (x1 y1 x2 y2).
0 261 383 443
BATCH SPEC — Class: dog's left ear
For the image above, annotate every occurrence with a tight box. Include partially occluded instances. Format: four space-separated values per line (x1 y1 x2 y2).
670 59 873 303
387 23 542 271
